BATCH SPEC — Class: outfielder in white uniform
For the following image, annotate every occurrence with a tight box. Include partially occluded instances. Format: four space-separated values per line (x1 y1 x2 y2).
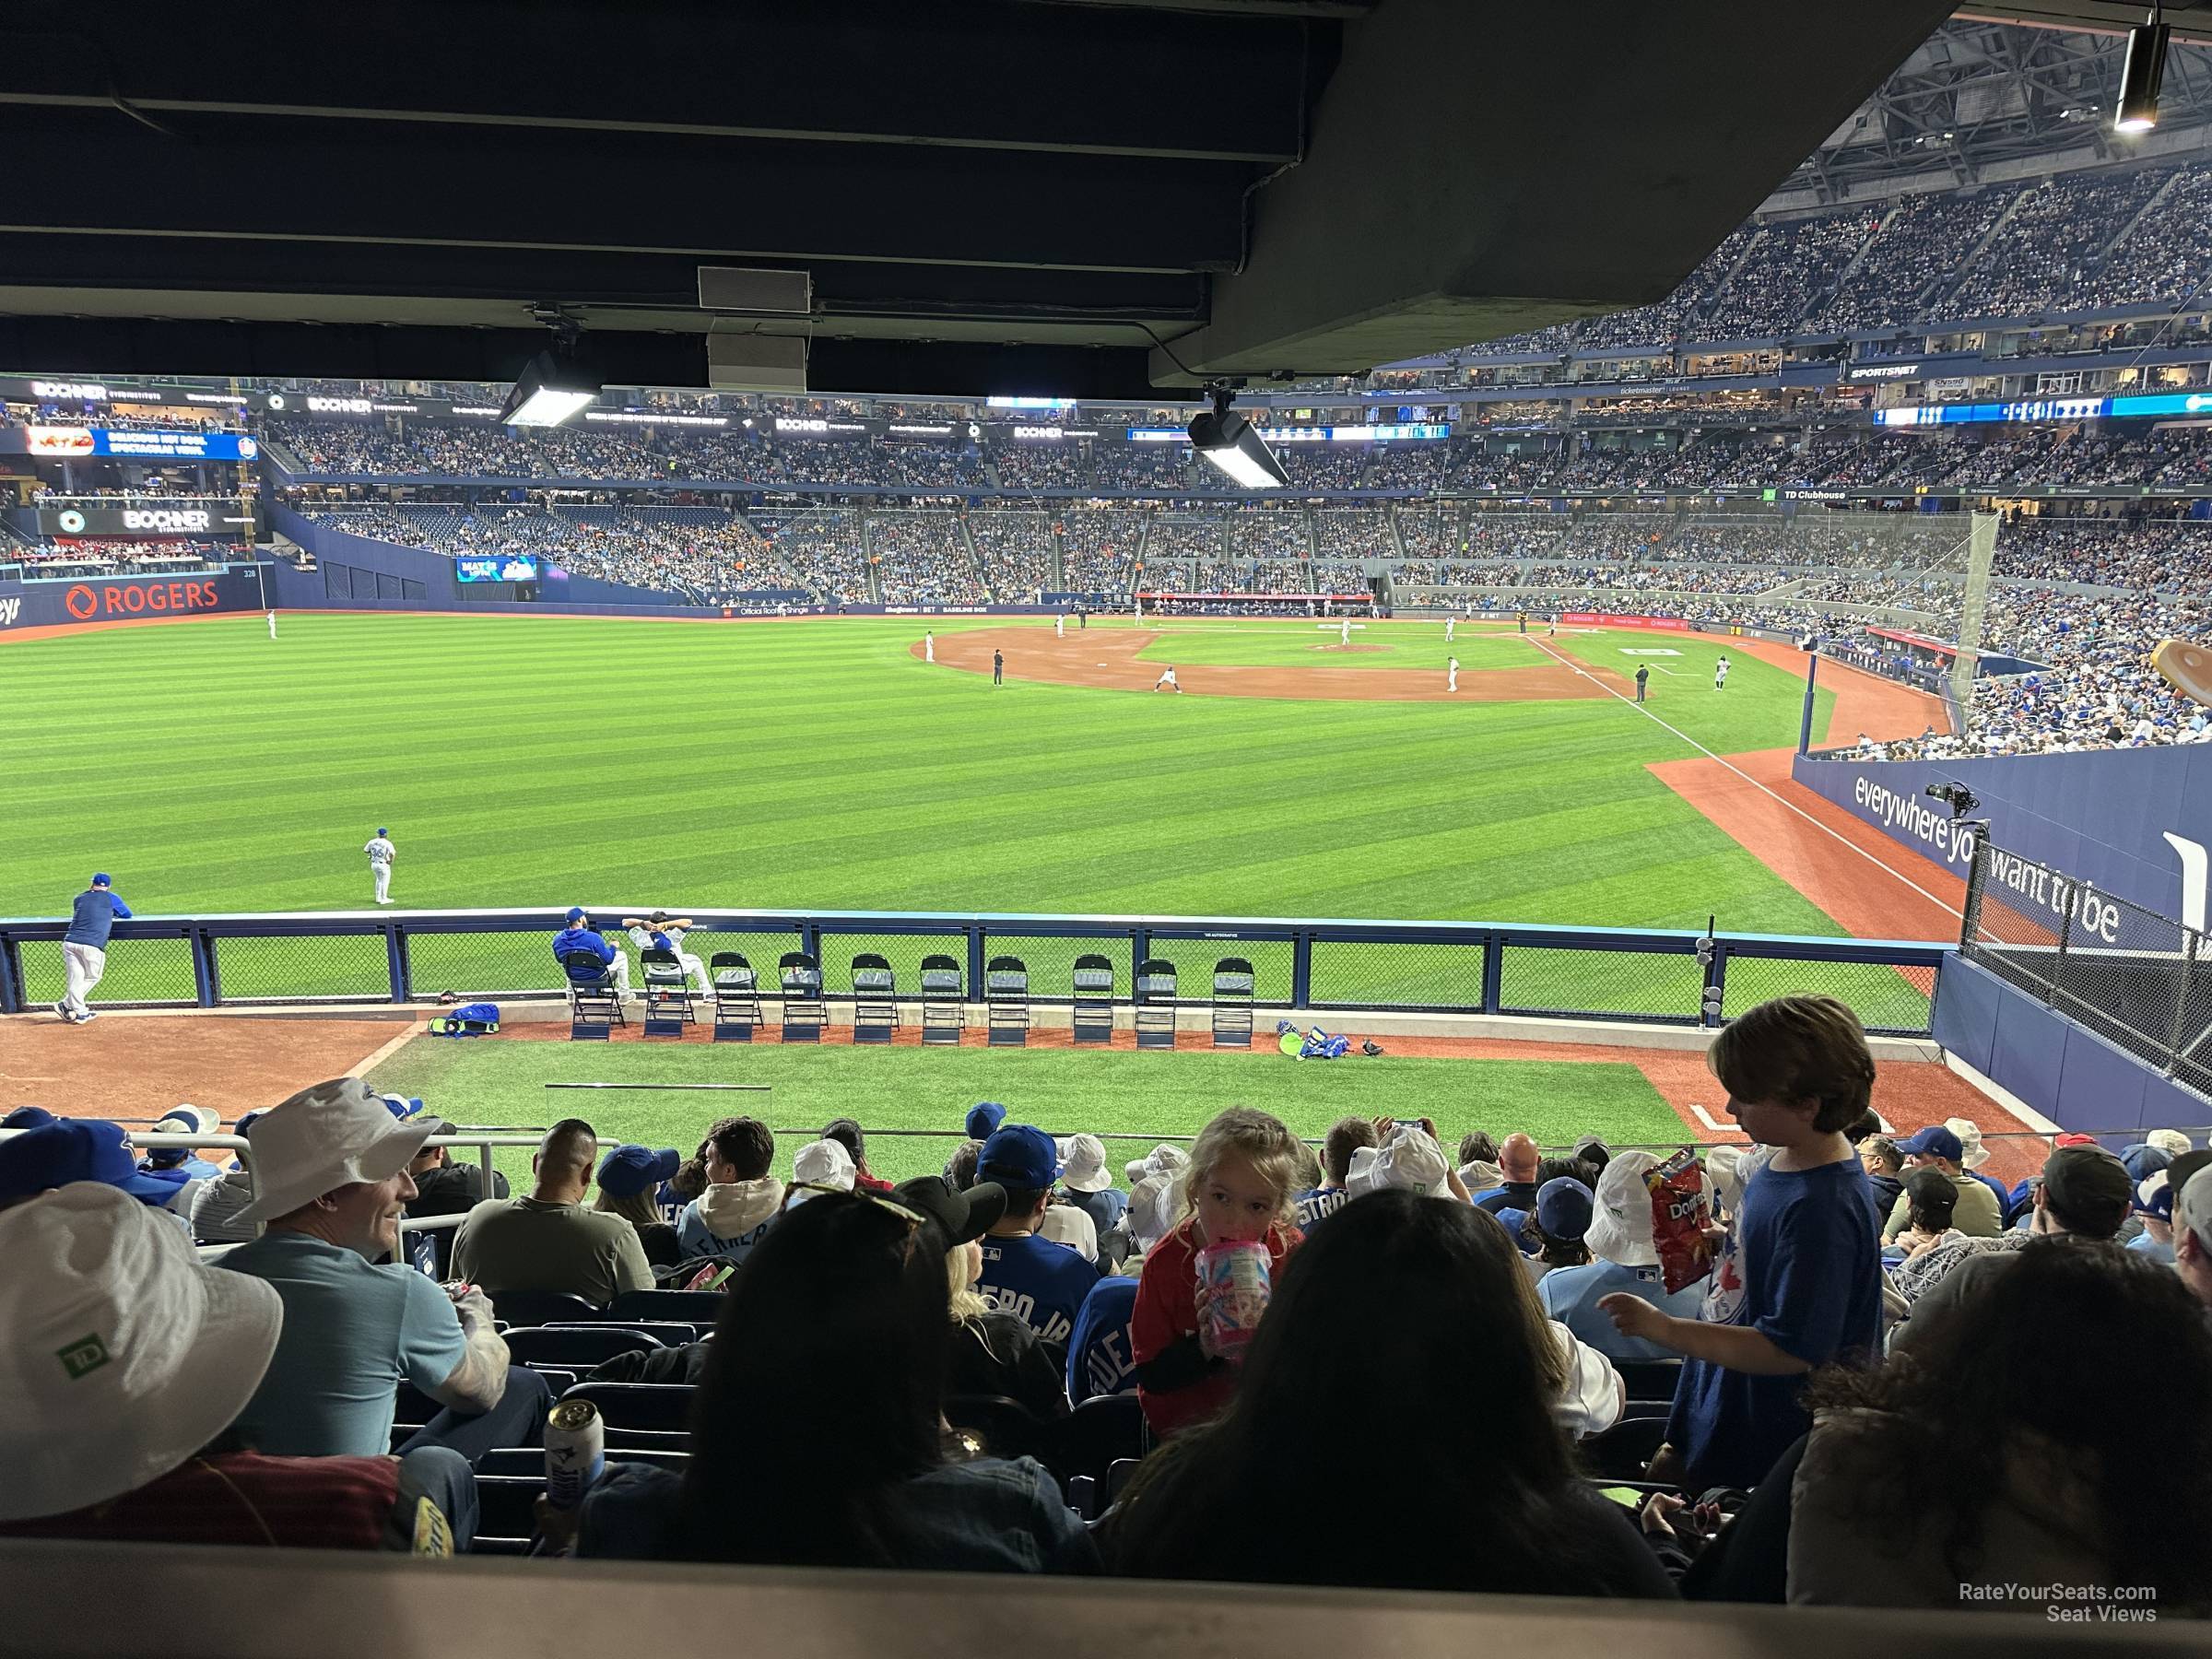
1340 618 1351 646
364 828 395 904
1447 655 1460 693
267 609 277 641
624 912 712 994
1445 616 1455 643
924 630 935 664
1055 614 1065 638
1714 655 1731 690
1154 666 1182 693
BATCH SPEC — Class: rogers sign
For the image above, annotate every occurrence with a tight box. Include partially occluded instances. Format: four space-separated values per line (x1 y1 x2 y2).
63 579 229 621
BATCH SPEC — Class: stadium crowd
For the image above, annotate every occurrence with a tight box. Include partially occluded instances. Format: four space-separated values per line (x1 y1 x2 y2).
7 995 2210 1612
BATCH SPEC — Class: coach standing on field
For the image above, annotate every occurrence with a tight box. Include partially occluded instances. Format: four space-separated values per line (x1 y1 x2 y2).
58 873 132 1025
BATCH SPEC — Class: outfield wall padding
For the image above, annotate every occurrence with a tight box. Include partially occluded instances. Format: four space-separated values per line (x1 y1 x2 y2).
0 568 266 629
1793 747 2212 928
1932 954 2207 1132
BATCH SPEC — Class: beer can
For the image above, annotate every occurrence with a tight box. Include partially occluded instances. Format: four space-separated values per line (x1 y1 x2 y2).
545 1397 605 1510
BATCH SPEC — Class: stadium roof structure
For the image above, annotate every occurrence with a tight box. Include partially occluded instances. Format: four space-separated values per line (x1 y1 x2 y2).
0 0 2094 398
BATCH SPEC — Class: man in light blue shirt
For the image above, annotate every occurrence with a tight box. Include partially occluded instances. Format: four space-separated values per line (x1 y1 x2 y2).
58 872 131 1023
1540 1150 1707 1361
220 1078 550 1464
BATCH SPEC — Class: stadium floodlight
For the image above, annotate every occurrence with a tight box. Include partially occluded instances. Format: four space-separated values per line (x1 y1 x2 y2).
2116 9 2170 134
1188 386 1287 490
500 349 600 428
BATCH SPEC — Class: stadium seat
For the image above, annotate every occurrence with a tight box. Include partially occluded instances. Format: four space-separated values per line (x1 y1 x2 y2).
1059 1390 1146 1481
919 952 964 1044
477 1447 690 1477
1581 1415 1669 1480
560 1382 698 1433
473 1475 544 1554
502 1326 665 1369
541 1320 699 1347
709 950 760 1041
607 1287 726 1325
560 948 626 1040
638 946 694 1037
487 1288 603 1326
851 951 897 1044
1135 957 1178 1050
1211 955 1255 1049
779 950 826 1042
945 1394 1053 1465
1615 1358 1685 1403
1072 952 1116 1045
985 954 1030 1046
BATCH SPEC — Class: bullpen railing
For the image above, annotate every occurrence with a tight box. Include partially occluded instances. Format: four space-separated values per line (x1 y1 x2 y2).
0 905 1951 1036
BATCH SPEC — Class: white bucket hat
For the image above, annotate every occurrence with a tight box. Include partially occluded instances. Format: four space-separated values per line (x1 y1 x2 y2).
1057 1134 1113 1194
792 1138 855 1192
0 1183 283 1522
233 1077 441 1225
1347 1124 1450 1199
1945 1117 1990 1171
1124 1144 1189 1185
1127 1171 1182 1252
1039 1201 1100 1262
1584 1150 1663 1268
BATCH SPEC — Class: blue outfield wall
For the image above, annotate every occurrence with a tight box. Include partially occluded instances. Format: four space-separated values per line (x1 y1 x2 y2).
1792 747 2212 930
1934 954 2208 1131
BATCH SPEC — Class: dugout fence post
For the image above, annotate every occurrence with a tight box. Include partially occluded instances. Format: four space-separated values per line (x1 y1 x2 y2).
0 934 19 1015
1131 928 1152 1006
1481 932 1503 1016
966 926 987 1008
1289 932 1313 1009
385 924 412 1003
191 927 221 1009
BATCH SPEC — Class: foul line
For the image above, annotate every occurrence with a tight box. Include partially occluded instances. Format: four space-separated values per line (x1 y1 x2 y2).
1521 635 1977 933
347 1020 429 1080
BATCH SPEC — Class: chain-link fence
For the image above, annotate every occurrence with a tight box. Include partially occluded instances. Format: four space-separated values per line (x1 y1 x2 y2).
13 935 199 1008
1308 937 1487 1010
1721 954 1936 1037
1964 838 2210 1097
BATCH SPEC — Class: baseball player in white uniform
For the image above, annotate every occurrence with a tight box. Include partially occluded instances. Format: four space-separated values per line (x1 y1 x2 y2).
1153 665 1182 693
267 608 277 641
1714 654 1731 690
1055 613 1065 639
364 828 395 904
624 912 711 994
1447 655 1460 693
1340 617 1351 646
1445 616 1455 643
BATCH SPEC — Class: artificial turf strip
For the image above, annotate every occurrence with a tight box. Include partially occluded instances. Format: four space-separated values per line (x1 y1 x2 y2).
4 614 1895 1015
361 1039 1693 1189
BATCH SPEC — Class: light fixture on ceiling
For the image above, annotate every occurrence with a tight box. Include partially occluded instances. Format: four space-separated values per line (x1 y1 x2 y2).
2116 6 2171 134
500 331 600 428
1188 384 1287 489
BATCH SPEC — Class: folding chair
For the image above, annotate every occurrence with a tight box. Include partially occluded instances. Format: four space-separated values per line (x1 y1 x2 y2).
709 951 760 1041
561 948 626 1040
985 954 1030 1047
779 950 826 1041
1135 957 1178 1050
639 946 694 1037
1072 952 1116 1045
851 951 897 1044
920 952 965 1044
1211 955 1255 1049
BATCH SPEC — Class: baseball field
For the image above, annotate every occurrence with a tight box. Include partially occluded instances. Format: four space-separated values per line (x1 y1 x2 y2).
4 608 1959 1160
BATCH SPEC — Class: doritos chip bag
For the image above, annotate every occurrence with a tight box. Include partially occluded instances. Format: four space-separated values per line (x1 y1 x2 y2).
1645 1147 1713 1294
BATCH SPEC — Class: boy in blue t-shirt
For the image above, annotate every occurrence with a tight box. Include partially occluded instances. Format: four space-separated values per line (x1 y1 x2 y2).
1601 994 1883 1491
1066 1275 1140 1403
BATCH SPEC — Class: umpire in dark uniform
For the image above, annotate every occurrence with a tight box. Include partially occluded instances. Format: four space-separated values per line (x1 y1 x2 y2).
1635 665 1650 703
993 649 1004 686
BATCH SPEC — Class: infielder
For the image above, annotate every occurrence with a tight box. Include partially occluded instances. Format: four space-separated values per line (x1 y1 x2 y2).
924 630 935 664
1340 617 1351 646
1447 655 1460 693
364 827 395 904
1055 613 1065 639
623 911 711 994
1154 665 1182 693
58 873 132 1024
551 907 632 996
1714 654 1731 690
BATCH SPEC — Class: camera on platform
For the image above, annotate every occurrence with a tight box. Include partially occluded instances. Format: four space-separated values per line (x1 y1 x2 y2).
1925 781 1980 818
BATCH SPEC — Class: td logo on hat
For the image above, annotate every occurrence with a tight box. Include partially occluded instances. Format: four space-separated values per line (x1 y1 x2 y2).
56 1334 111 1381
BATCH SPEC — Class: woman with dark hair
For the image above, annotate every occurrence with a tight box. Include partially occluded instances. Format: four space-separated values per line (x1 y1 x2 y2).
577 1186 1097 1574
1783 1240 2212 1608
1104 1188 1673 1597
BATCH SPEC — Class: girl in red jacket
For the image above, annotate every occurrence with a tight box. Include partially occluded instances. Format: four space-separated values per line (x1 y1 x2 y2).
1131 1107 1303 1437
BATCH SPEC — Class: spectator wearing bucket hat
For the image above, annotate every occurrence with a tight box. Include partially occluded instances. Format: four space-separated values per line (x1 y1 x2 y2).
1944 1117 2011 1218
453 1120 655 1307
1057 1133 1127 1238
0 1184 477 1552
218 1077 551 1464
2126 1150 2210 1267
1541 1151 1710 1361
186 1110 274 1244
0 1117 184 1214
1881 1125 2002 1241
974 1124 1100 1346
1893 1143 2136 1348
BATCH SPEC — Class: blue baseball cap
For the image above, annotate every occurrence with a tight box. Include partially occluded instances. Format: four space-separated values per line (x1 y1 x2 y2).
2121 1143 2172 1183
598 1144 681 1198
964 1102 1007 1142
376 827 388 837
0 1120 177 1206
977 1124 1059 1192
565 907 587 924
145 1108 203 1169
1535 1176 1594 1241
2 1107 56 1131
235 1110 266 1137
1896 1124 1964 1164
379 1094 426 1122
90 873 111 888
2136 1170 2175 1221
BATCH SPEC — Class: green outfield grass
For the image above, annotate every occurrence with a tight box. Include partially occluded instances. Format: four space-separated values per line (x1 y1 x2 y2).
361 1037 1695 1189
4 611 1929 1020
